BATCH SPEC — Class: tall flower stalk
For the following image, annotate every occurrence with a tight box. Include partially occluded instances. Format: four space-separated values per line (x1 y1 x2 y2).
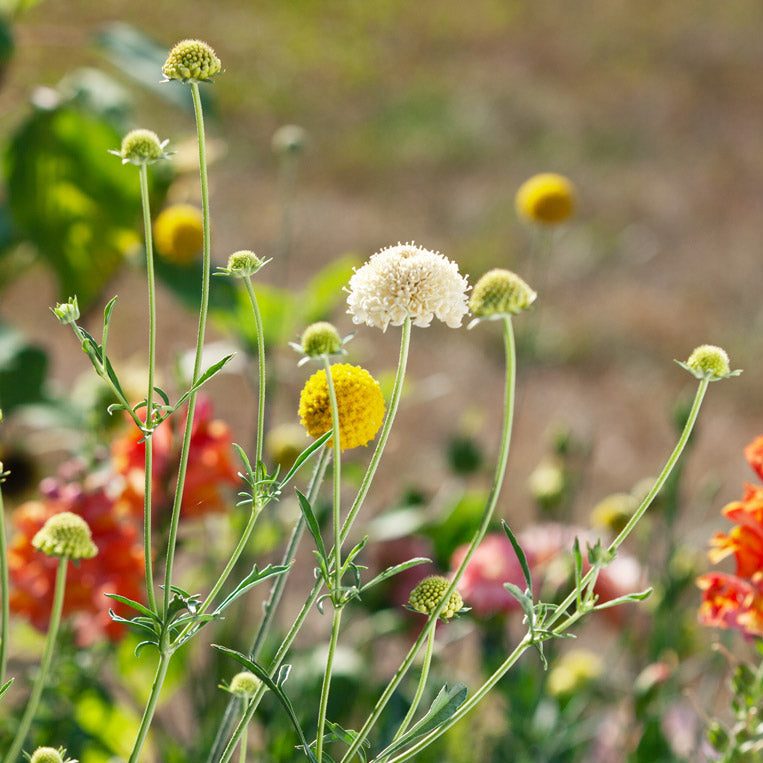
0 465 9 688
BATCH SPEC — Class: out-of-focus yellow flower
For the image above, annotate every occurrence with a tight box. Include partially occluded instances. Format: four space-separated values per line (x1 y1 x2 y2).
547 649 604 698
153 204 204 264
515 173 576 225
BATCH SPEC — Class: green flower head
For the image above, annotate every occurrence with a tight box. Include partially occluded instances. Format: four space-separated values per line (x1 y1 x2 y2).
408 575 464 621
118 128 168 166
220 250 267 278
29 747 77 763
162 39 221 83
293 322 344 364
678 344 740 381
227 671 261 697
51 296 80 325
469 269 536 323
32 512 98 560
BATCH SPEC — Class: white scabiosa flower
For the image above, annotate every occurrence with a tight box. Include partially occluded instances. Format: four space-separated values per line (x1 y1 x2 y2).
346 242 469 331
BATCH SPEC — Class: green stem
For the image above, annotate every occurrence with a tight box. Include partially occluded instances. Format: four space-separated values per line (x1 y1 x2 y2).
382 377 711 763
315 607 343 763
139 162 158 614
322 356 342 594
217 323 413 763
242 278 266 471
239 723 248 763
392 624 436 742
4 557 68 763
340 316 517 763
163 80 213 617
127 647 173 763
0 479 9 686
206 450 330 763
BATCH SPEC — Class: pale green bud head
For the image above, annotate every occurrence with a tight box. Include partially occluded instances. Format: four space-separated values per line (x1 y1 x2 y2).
52 296 80 325
32 511 98 560
685 344 730 379
30 747 68 763
163 39 221 83
408 575 463 621
225 250 265 278
470 269 536 318
301 322 342 357
228 671 261 697
120 128 164 165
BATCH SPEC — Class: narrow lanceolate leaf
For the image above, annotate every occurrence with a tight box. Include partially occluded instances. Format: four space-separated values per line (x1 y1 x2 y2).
360 558 431 593
593 587 653 610
172 354 235 410
277 431 332 492
296 489 328 563
213 564 292 615
374 683 468 761
104 593 160 622
212 645 318 763
0 678 14 701
502 520 532 593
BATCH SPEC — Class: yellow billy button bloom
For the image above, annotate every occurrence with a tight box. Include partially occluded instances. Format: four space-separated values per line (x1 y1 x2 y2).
32 512 97 560
408 575 464 621
515 173 577 225
153 204 204 264
298 364 385 451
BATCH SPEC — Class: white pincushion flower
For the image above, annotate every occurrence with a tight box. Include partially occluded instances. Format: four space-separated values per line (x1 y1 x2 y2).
346 242 469 331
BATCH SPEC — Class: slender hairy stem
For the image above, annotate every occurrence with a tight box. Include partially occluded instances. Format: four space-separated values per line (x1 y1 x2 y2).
382 377 711 763
217 324 413 763
0 480 9 686
4 557 68 763
163 80 213 616
138 162 158 613
127 647 173 763
315 607 343 763
340 316 517 763
208 450 330 763
392 623 436 742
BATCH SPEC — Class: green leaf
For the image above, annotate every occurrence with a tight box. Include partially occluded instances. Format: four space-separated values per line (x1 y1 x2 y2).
502 520 532 593
213 563 292 615
375 683 468 761
104 593 159 622
296 489 328 564
277 431 332 492
0 678 14 701
171 353 235 410
212 646 318 763
360 558 431 593
593 587 653 610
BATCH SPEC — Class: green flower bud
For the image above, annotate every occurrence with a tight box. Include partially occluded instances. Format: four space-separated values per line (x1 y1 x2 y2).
408 575 463 621
228 671 261 697
469 269 536 321
684 344 731 380
30 747 73 763
224 250 266 278
51 296 80 325
162 39 221 83
119 128 166 165
32 512 98 560
300 322 342 357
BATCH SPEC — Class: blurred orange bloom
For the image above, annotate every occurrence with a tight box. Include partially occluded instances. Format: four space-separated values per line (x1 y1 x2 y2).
744 434 763 481
696 571 763 638
7 473 145 645
708 485 763 579
112 396 239 523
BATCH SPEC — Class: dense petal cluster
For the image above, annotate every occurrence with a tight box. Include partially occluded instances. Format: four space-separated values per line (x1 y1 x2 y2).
697 435 763 638
515 173 576 225
346 242 469 331
32 511 97 559
408 575 463 620
153 204 203 264
112 396 239 522
162 39 221 83
298 364 385 450
469 268 536 318
8 471 145 644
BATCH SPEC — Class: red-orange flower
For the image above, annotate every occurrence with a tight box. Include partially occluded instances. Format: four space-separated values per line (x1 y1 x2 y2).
111 396 239 522
744 434 763 481
697 571 763 638
708 485 763 579
7 471 145 645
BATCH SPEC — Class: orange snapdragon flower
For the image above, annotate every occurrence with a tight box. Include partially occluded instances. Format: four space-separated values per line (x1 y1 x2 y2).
111 396 239 522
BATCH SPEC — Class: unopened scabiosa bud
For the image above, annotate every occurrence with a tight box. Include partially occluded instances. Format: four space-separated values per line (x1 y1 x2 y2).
290 322 350 365
469 269 536 324
515 173 577 225
347 242 469 331
32 511 97 560
227 671 261 697
408 575 464 621
51 296 79 325
272 124 307 156
30 748 76 763
162 39 221 83
221 250 267 278
679 344 740 381
118 128 169 166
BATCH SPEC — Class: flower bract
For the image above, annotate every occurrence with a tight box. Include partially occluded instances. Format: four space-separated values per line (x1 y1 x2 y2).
298 364 385 450
346 242 469 331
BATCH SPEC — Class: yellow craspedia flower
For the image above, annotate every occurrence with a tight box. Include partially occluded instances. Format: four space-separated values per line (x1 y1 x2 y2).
153 204 204 264
298 364 385 451
515 173 576 225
